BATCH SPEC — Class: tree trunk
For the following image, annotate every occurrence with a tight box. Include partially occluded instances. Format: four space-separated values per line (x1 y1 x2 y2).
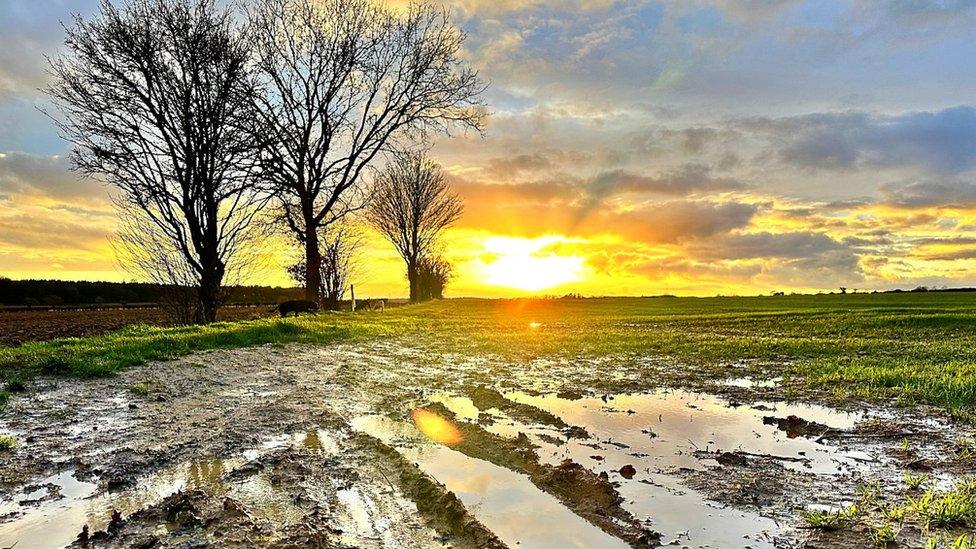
196 261 224 324
407 258 419 303
305 226 321 303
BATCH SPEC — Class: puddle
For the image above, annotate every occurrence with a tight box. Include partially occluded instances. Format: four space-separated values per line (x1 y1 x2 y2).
0 470 99 548
503 390 865 473
394 388 881 548
0 430 336 548
722 376 783 389
352 415 629 548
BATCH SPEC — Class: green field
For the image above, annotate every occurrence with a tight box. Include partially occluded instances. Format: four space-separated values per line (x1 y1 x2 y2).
3 292 976 412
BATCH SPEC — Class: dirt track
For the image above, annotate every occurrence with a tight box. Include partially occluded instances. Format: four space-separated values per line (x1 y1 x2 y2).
1 341 974 548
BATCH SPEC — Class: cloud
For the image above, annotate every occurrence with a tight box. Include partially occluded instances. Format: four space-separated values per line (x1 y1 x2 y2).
883 0 976 22
744 106 976 173
589 164 745 197
0 151 106 201
0 212 111 251
584 200 758 243
879 178 976 208
687 230 849 260
682 231 864 287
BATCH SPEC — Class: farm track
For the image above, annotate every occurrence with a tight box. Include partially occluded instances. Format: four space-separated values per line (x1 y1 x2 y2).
1 340 974 548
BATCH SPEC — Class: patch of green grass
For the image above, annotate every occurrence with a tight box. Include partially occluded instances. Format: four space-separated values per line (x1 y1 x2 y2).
5 293 976 413
0 314 397 383
956 438 976 461
129 379 154 396
906 479 976 528
802 504 859 530
927 534 976 549
0 434 16 450
949 535 976 549
905 473 930 491
871 523 898 547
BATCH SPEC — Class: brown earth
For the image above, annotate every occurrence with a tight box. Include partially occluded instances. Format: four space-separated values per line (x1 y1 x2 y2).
0 306 275 346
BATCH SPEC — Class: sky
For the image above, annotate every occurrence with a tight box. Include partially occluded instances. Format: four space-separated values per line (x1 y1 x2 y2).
2 0 976 297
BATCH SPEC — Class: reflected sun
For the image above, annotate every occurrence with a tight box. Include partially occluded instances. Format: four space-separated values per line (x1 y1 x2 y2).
478 236 584 292
412 408 463 446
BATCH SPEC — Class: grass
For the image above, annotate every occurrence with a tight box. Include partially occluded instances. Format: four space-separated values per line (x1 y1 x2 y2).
802 504 859 530
4 292 976 411
905 472 930 491
905 479 976 528
871 523 898 547
806 478 976 543
0 434 15 450
129 378 156 396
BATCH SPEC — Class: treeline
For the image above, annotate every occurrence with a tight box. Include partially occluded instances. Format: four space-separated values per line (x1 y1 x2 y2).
0 278 301 307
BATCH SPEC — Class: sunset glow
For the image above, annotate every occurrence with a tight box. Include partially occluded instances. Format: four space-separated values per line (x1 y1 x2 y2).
2 1 976 298
477 236 585 292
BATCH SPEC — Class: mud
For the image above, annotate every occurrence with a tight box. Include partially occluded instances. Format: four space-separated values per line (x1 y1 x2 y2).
1 341 975 548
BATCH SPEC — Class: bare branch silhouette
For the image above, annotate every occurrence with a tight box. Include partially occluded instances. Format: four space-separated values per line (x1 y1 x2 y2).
367 152 462 302
247 0 486 302
46 0 267 323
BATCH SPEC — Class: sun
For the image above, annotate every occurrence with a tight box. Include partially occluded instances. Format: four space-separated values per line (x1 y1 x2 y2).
478 236 585 292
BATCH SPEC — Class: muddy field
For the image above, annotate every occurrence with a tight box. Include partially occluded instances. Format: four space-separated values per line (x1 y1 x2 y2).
0 307 275 346
1 336 974 548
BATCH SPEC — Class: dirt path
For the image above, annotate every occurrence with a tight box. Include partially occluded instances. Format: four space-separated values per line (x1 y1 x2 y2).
1 341 973 548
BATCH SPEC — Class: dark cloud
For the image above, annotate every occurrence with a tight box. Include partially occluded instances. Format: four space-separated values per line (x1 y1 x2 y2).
918 248 976 261
687 231 848 260
0 212 109 251
589 164 746 197
743 107 976 173
483 153 554 178
683 231 863 287
0 151 105 201
879 178 976 208
588 200 758 244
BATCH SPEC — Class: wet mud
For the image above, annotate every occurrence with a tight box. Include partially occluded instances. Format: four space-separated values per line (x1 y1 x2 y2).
1 341 974 548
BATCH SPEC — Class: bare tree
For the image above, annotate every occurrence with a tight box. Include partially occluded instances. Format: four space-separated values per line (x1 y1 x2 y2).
287 222 362 311
367 152 462 302
248 0 485 303
47 0 265 323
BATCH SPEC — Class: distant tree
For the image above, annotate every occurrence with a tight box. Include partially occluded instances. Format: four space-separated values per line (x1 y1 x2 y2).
416 255 453 300
367 152 463 302
247 0 486 303
47 0 265 324
287 222 362 311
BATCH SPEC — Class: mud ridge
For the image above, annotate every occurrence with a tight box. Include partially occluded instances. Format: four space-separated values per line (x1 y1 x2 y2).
422 402 661 547
354 433 506 549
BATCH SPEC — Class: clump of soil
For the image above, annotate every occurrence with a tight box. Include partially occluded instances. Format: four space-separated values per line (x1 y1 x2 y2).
763 414 833 439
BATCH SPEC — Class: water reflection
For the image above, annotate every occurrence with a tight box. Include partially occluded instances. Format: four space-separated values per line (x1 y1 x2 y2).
352 414 629 549
412 408 464 446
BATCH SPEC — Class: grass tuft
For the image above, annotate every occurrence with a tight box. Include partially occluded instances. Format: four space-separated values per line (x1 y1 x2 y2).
906 479 976 528
0 434 16 450
871 523 898 547
802 504 859 530
905 472 930 491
